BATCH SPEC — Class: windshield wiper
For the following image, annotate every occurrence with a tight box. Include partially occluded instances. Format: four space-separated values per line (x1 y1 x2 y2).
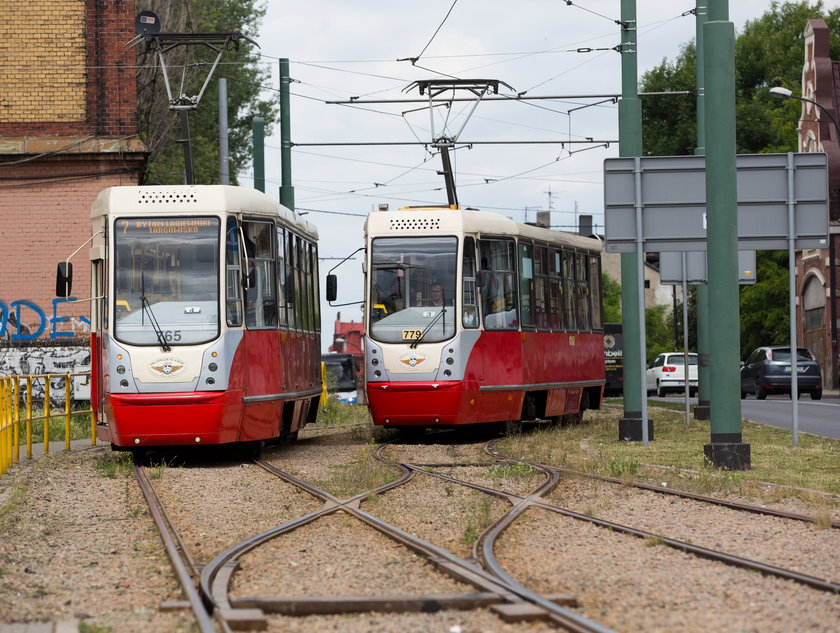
141 270 171 352
410 307 446 349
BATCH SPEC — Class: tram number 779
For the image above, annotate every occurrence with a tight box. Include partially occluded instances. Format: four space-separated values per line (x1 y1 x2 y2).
402 329 423 341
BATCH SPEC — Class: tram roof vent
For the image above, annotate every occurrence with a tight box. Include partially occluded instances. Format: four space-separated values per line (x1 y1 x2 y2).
389 217 441 231
137 190 199 205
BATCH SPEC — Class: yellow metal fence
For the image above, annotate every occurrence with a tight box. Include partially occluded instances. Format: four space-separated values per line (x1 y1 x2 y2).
0 373 96 480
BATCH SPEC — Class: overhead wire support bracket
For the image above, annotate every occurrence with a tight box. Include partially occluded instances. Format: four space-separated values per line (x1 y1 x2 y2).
128 32 258 110
403 79 515 208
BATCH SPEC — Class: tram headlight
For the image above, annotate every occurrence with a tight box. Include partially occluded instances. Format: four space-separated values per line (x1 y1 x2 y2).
445 357 454 365
208 363 218 372
444 370 452 377
371 358 379 366
374 370 382 378
120 379 129 387
116 365 126 374
206 377 215 385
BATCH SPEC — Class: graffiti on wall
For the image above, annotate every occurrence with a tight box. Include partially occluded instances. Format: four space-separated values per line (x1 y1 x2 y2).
0 298 90 340
0 344 91 404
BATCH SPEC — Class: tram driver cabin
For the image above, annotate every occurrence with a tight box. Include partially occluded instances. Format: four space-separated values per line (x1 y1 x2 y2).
330 205 606 432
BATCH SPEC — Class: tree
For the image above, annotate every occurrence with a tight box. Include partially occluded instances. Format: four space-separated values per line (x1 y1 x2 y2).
638 1 840 358
136 0 278 185
602 272 622 323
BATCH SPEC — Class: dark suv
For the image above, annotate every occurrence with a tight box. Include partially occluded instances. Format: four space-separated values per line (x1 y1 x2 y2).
740 346 822 400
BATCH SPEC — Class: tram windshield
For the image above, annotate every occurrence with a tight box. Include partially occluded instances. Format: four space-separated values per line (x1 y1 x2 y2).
369 236 457 344
113 216 220 346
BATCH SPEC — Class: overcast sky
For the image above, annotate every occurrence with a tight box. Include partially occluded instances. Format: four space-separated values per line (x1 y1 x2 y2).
235 1 829 350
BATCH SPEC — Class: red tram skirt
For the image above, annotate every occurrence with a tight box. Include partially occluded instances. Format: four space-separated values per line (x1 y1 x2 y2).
367 380 489 426
104 391 244 447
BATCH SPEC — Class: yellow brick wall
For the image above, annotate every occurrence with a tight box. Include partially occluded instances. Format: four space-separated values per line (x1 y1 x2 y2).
0 0 86 122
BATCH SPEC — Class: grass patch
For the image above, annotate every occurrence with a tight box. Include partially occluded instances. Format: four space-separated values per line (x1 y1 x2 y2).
316 399 372 427
460 494 495 544
14 408 94 443
487 461 540 479
0 482 28 530
495 405 840 507
92 452 134 479
315 440 398 497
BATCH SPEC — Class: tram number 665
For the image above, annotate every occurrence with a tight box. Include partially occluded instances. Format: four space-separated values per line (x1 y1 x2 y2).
162 330 183 342
402 329 423 341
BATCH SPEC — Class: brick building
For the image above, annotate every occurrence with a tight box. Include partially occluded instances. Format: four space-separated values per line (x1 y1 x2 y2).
795 19 840 389
0 0 146 372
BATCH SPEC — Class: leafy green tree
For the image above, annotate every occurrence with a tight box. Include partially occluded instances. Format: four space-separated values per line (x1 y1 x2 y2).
136 0 278 185
638 1 840 358
602 272 622 323
739 251 791 354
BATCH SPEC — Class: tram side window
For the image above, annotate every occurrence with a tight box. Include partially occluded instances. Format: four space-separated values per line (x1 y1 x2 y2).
310 241 321 331
462 237 479 328
479 238 518 330
276 227 288 327
286 231 296 329
589 255 602 330
301 237 313 331
576 252 590 331
534 245 550 330
562 250 576 331
518 242 534 329
549 249 563 330
243 221 277 329
294 235 306 330
225 218 243 326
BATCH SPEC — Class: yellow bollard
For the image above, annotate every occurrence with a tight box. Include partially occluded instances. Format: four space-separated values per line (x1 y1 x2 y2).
43 377 50 455
1 378 8 476
320 362 328 407
65 374 72 451
13 375 20 464
25 378 32 460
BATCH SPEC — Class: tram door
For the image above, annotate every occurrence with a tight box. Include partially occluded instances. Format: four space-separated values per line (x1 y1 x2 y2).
240 220 283 438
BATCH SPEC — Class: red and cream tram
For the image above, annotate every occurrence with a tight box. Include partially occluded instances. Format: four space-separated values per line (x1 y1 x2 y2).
58 185 321 450
362 205 604 431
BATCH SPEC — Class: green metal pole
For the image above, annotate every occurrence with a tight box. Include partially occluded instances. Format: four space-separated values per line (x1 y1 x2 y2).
703 0 749 468
694 2 711 421
279 58 295 209
618 0 649 442
252 116 265 193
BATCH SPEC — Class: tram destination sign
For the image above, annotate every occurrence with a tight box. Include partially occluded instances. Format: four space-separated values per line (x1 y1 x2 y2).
603 152 829 252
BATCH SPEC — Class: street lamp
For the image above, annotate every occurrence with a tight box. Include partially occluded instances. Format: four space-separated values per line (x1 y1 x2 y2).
770 85 839 391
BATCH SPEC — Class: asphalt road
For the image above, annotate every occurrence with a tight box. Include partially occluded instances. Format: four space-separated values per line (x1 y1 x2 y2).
655 392 840 440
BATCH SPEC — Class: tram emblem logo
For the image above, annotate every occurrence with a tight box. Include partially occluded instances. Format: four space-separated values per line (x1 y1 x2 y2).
399 352 427 368
149 358 186 377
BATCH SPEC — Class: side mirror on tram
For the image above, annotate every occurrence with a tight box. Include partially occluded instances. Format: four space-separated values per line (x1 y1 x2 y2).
326 274 337 302
56 262 73 298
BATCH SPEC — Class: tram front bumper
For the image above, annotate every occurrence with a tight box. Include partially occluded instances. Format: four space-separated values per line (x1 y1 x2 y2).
105 390 244 447
366 381 478 426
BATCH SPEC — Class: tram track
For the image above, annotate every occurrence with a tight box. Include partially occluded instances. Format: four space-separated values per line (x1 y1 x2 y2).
132 425 838 633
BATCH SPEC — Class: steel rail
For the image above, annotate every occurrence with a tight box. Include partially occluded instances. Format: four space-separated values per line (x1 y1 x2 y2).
473 441 840 593
202 451 620 631
485 441 840 529
134 464 220 633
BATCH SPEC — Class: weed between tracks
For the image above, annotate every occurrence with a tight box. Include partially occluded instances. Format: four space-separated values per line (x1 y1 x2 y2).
315 439 398 498
460 493 495 544
496 402 840 515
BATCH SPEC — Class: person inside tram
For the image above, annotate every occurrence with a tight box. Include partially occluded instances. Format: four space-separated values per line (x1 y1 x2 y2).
429 283 445 307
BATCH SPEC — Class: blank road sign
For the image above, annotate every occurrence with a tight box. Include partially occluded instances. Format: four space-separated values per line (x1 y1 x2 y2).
604 153 829 253
659 251 757 285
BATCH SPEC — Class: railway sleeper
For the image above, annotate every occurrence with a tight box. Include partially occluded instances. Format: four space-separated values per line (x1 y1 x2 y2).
231 592 578 618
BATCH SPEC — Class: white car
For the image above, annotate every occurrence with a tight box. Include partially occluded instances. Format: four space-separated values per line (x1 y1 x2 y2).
646 352 699 397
